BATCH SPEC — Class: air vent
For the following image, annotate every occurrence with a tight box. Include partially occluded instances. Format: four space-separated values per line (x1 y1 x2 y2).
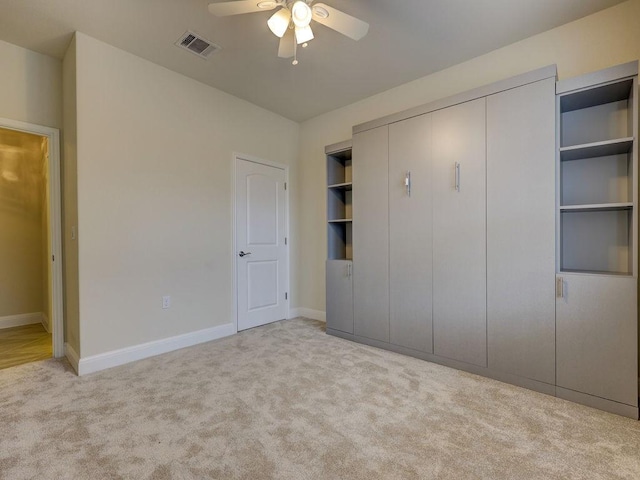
175 31 221 59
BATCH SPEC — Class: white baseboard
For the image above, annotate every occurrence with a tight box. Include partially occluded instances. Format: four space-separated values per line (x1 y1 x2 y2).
0 312 43 330
41 313 50 333
64 343 80 373
76 322 236 376
289 308 326 322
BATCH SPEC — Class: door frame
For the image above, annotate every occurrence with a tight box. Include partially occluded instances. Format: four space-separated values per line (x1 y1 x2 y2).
232 152 290 333
0 117 64 357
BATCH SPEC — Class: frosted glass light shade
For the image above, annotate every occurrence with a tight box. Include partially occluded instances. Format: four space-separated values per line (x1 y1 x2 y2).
267 8 291 38
295 25 314 44
291 1 312 27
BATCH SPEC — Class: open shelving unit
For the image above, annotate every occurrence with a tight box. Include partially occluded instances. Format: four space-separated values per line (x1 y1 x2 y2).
326 141 353 260
558 76 637 276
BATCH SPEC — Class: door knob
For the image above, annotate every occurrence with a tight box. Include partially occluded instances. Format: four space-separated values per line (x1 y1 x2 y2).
239 251 252 257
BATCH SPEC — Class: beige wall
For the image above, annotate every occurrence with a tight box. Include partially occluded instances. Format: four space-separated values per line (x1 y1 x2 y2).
63 35 80 354
0 39 62 129
294 0 640 312
0 140 45 319
72 33 300 357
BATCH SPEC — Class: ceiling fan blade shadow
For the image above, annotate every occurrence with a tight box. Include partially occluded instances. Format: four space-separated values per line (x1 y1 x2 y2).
278 29 295 58
208 0 277 17
312 3 369 41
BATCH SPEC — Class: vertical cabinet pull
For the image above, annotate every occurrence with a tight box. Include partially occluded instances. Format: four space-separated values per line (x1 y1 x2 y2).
455 162 461 192
556 277 564 298
347 263 352 277
405 171 411 197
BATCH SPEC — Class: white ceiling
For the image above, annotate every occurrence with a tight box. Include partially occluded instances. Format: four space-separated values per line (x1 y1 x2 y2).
0 0 626 121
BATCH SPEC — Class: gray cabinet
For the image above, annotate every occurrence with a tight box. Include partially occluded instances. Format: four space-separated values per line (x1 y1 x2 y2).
556 274 638 407
328 64 638 418
326 260 353 334
486 78 556 384
389 114 433 352
432 98 487 367
555 62 638 414
352 125 390 342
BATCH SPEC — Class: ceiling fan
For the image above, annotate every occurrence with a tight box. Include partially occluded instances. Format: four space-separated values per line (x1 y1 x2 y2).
208 0 369 64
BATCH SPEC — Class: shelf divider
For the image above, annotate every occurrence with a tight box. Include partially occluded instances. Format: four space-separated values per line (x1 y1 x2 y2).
560 137 634 161
560 202 633 212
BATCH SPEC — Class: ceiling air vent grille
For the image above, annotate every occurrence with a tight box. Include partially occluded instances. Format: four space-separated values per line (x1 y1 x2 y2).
175 31 221 59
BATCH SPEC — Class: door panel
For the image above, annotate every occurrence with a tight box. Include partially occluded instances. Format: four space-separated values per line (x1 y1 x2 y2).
486 78 556 383
326 260 353 334
389 114 433 352
236 159 287 331
353 126 390 342
432 98 487 367
557 274 638 407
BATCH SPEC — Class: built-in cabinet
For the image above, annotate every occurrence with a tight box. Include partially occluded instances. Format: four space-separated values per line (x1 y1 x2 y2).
555 63 638 416
326 142 353 334
326 62 639 419
388 114 433 353
432 98 487 367
352 127 390 342
486 77 557 384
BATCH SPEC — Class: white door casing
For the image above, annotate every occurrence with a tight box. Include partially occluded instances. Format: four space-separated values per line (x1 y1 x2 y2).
235 157 288 331
0 117 64 358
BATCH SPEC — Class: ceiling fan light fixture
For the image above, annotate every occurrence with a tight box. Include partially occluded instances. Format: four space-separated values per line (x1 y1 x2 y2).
295 24 314 44
267 8 291 38
291 1 312 27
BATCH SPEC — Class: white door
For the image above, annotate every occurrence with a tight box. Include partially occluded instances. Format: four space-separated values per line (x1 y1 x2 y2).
236 157 288 331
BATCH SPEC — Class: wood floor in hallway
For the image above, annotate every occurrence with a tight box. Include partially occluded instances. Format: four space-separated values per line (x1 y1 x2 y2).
0 323 52 370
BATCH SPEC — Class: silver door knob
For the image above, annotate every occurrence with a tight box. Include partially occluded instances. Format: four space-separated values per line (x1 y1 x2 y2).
239 251 252 257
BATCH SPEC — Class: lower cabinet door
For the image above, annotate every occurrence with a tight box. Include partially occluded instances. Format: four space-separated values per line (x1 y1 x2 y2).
556 273 638 407
326 260 354 334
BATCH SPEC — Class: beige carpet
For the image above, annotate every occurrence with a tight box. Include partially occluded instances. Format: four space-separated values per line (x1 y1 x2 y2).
0 318 638 479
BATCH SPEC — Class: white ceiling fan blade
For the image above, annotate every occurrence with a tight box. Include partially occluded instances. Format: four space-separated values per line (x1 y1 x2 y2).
208 1 277 17
312 3 369 41
278 29 295 58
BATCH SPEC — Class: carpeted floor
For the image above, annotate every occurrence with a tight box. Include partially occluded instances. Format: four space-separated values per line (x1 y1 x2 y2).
0 318 638 479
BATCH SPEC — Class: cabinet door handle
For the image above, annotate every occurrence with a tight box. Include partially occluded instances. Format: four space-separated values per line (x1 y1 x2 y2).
556 277 564 298
455 162 461 192
405 171 411 197
347 263 352 277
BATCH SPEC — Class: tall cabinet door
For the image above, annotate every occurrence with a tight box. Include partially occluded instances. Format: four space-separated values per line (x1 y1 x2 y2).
486 77 556 384
389 114 433 352
557 274 638 407
352 126 390 342
432 98 487 367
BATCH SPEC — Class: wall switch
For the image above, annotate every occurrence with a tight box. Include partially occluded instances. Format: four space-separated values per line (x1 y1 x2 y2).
162 295 171 309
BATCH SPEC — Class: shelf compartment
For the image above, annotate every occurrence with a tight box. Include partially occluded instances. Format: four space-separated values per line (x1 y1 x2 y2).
327 150 352 185
327 188 352 222
560 79 633 113
560 209 632 275
559 137 633 161
560 149 632 206
328 221 352 260
560 79 633 148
